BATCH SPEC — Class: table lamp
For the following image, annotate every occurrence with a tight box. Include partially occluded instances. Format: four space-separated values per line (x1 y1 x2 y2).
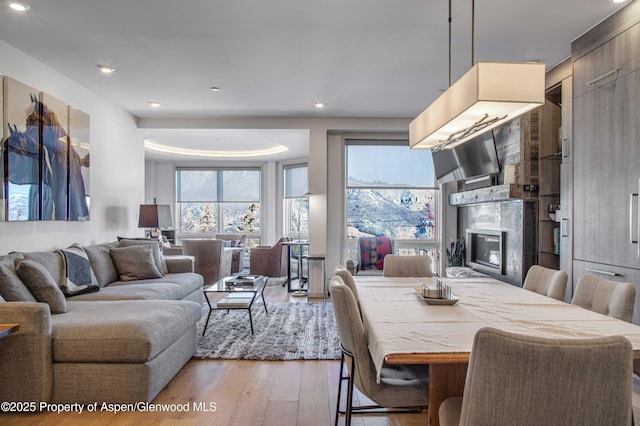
138 204 172 238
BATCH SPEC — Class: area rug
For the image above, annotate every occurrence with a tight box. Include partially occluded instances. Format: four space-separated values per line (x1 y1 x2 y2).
194 302 341 360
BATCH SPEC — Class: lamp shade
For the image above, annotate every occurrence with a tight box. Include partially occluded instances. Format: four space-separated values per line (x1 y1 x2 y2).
138 204 173 228
410 62 546 150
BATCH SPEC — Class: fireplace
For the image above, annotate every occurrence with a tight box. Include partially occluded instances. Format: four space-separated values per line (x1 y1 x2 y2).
466 229 505 275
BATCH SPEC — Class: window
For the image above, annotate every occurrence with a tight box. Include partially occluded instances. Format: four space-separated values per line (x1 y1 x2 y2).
176 168 261 239
346 142 438 242
283 164 309 238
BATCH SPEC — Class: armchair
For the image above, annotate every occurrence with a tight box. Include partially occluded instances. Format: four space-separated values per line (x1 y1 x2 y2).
249 237 290 278
215 233 247 273
346 236 394 276
181 239 233 284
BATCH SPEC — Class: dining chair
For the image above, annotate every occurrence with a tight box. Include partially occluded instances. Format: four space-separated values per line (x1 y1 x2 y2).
571 274 636 323
438 327 633 426
333 265 359 304
382 255 433 277
522 264 567 301
330 277 429 426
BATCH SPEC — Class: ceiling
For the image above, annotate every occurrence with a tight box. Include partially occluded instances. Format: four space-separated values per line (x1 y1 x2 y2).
0 0 629 161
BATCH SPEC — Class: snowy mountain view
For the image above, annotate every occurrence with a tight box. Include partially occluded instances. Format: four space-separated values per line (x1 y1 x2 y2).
346 187 436 240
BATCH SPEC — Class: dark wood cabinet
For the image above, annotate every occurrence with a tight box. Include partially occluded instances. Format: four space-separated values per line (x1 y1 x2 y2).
571 2 640 322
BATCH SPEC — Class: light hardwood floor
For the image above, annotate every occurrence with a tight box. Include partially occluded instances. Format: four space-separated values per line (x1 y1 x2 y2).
3 281 639 425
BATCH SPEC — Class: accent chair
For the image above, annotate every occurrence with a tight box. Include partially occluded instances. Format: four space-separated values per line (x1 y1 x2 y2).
181 239 233 284
249 237 290 278
346 236 394 276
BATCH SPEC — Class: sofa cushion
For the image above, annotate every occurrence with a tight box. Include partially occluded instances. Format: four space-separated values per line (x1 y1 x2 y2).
107 273 203 299
50 300 202 363
15 258 67 313
59 244 100 297
118 239 166 274
0 262 36 302
83 242 119 287
110 245 163 281
23 251 64 287
68 282 185 301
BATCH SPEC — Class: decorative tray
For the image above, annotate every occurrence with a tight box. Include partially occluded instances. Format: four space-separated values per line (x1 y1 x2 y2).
414 287 459 305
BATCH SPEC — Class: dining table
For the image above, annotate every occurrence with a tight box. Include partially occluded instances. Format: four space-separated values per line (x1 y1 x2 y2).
354 275 640 426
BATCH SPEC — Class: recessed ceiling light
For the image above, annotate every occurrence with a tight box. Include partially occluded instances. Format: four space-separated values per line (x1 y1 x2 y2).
210 86 221 92
313 101 325 109
5 0 30 11
97 65 115 74
148 101 161 108
612 0 627 3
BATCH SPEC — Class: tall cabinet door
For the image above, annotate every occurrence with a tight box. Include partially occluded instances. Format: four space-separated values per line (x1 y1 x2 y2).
573 70 640 268
560 77 573 301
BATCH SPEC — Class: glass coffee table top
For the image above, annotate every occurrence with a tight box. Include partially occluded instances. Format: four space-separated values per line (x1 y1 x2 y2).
204 275 266 292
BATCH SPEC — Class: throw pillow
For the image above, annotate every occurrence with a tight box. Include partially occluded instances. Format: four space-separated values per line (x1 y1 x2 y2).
23 251 65 287
110 245 163 282
15 259 67 314
83 242 119 287
58 244 100 297
0 262 37 302
118 239 166 275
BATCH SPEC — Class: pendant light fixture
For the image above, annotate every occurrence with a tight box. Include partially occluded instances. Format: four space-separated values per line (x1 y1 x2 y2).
410 0 545 151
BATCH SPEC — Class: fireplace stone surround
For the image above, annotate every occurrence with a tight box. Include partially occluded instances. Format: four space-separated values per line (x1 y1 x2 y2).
453 187 536 286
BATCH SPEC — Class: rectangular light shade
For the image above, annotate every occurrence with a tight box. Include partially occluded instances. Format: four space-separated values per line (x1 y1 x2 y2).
138 204 173 228
410 62 546 150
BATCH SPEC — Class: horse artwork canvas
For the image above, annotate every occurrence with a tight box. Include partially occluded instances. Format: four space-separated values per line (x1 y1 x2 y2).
1 76 90 221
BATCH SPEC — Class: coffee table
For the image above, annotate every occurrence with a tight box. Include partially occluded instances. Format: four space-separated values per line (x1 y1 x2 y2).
202 275 268 335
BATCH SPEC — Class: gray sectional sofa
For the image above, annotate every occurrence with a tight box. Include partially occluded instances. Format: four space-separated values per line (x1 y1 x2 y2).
0 240 204 406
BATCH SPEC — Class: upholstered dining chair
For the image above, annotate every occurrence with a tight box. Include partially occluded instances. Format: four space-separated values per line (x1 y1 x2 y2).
522 264 568 301
181 239 233 284
571 274 636 323
438 327 633 426
383 255 433 278
330 277 429 426
333 265 359 304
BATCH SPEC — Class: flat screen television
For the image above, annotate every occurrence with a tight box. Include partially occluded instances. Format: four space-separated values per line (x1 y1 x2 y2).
432 130 500 184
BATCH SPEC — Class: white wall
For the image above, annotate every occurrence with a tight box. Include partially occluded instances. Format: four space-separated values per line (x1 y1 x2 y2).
0 41 145 254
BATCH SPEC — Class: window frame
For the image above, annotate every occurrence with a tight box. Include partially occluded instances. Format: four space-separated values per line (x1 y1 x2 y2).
175 166 262 241
344 140 440 268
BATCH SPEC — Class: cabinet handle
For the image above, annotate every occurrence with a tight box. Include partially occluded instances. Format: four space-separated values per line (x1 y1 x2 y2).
587 68 620 86
561 218 569 237
561 138 569 158
585 268 621 277
631 193 638 244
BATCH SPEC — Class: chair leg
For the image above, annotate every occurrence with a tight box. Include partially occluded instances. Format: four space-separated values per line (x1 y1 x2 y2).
334 352 345 426
345 355 355 426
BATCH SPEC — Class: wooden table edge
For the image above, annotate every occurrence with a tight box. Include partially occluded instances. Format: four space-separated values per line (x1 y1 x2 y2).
385 352 470 365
